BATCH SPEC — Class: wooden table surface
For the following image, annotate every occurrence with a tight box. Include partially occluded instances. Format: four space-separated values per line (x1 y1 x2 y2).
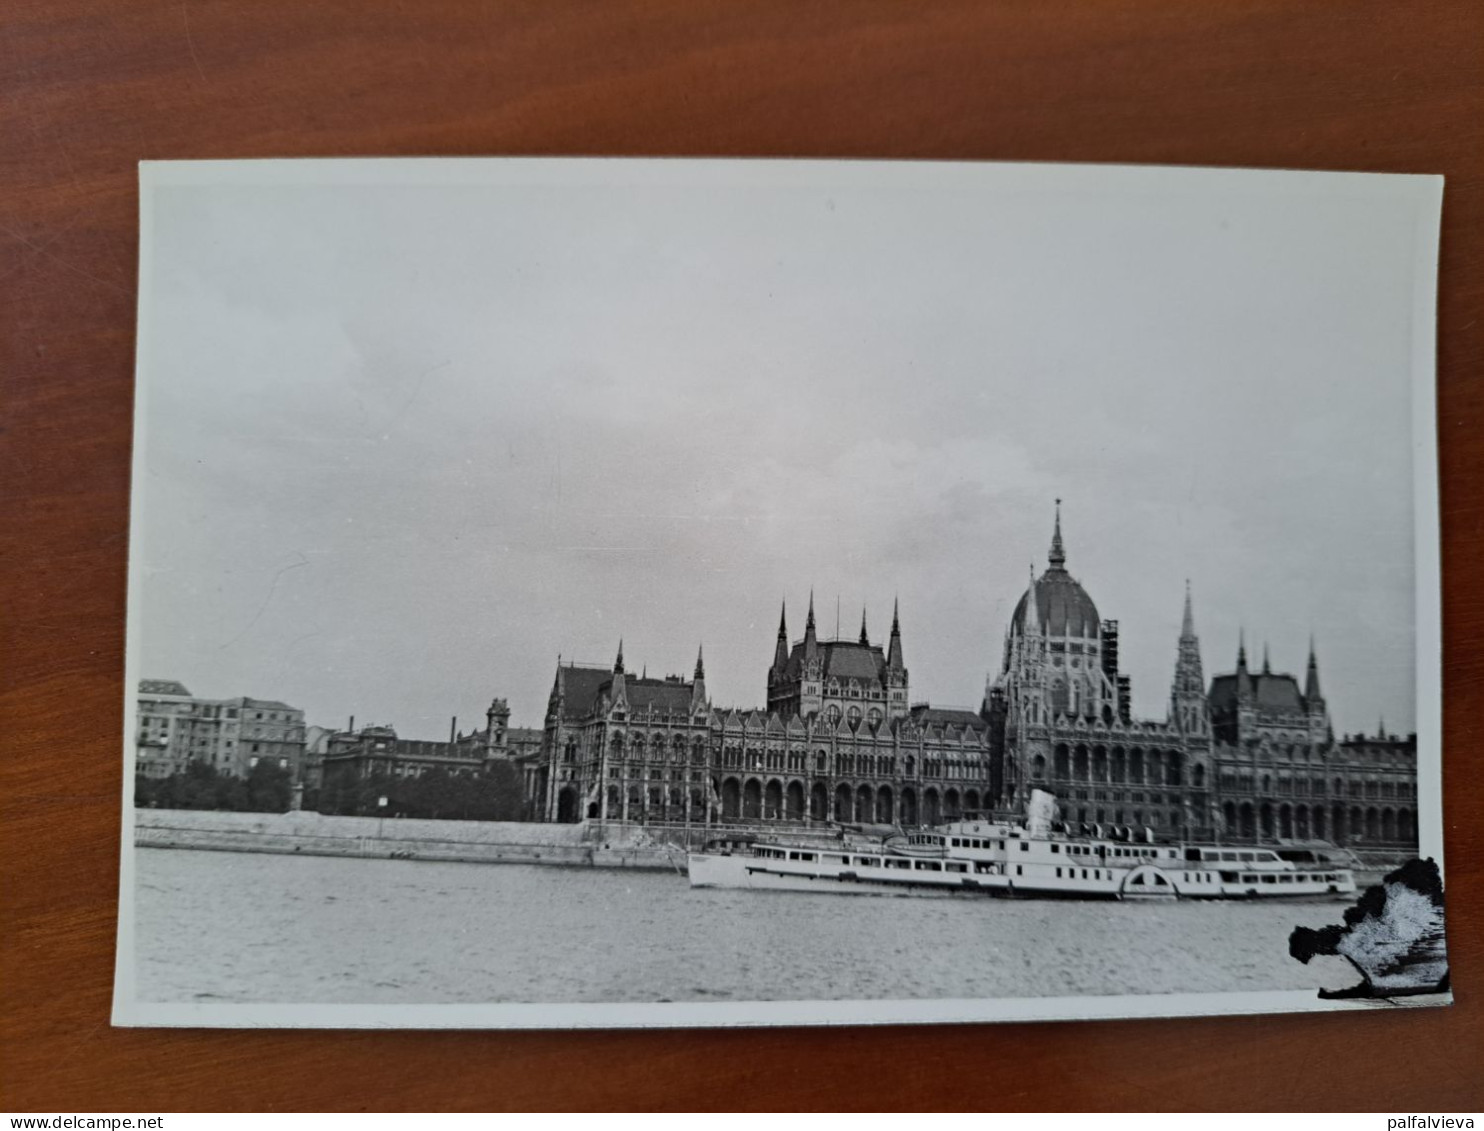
2 0 1480 1112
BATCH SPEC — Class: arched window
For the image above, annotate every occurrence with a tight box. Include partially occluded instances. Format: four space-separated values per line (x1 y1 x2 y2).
1166 752 1183 787
847 705 862 728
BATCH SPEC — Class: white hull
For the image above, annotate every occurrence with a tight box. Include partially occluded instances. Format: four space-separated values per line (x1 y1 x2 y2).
688 854 991 896
687 846 1357 902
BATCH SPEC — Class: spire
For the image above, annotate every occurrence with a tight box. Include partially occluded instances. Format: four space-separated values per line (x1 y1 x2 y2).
609 638 628 713
1048 498 1067 570
691 643 707 712
859 605 869 645
547 662 565 720
772 600 789 671
1171 583 1205 709
1023 563 1041 637
887 597 905 671
1305 634 1323 702
804 589 818 657
1235 627 1255 701
1262 642 1271 675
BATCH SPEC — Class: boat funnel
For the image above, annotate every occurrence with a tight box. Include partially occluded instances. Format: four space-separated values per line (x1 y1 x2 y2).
1026 789 1059 839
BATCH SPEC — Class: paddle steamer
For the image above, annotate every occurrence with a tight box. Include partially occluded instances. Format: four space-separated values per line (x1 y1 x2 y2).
687 791 1356 901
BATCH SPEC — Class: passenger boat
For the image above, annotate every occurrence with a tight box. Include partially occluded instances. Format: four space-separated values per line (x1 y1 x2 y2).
686 791 1357 901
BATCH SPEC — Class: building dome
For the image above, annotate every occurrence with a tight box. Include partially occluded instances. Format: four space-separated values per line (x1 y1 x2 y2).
1011 570 1101 639
1011 502 1101 639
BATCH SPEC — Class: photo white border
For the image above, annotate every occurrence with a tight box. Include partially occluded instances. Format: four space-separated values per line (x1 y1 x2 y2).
112 158 1447 1029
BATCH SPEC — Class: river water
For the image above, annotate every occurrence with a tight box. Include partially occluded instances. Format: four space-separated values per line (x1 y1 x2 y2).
133 848 1353 1004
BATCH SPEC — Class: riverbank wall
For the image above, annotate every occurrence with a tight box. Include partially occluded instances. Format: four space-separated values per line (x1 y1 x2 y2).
133 809 688 871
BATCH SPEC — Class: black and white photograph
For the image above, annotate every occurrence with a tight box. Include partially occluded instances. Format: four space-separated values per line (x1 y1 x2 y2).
114 158 1448 1028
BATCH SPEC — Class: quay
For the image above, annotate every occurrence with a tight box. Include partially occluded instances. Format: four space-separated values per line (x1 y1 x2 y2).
132 808 1411 886
132 809 691 871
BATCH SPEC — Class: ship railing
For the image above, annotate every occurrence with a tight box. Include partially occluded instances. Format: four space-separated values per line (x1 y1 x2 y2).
595 817 862 852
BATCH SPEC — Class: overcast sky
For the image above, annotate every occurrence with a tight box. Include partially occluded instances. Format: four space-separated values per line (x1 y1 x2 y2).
133 161 1435 742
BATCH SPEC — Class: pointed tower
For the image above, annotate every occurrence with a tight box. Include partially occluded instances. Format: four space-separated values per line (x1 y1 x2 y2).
546 662 565 724
1262 642 1271 676
799 590 823 718
858 606 869 645
1026 561 1038 638
885 597 909 719
1049 498 1067 571
1003 561 1050 808
1305 636 1329 747
691 644 708 713
1305 636 1323 703
610 639 627 714
887 598 905 671
1170 581 1208 737
1233 628 1258 743
804 590 818 658
1016 564 1047 703
1022 562 1043 649
772 601 789 673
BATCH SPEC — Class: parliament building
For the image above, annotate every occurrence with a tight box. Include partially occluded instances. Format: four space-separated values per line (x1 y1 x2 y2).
532 507 1418 848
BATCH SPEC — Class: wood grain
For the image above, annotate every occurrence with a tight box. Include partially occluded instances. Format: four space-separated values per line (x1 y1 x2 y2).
2 0 1480 1112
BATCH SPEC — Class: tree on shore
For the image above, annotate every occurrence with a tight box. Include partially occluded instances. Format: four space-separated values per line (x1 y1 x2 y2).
245 760 293 811
133 759 292 813
315 760 529 821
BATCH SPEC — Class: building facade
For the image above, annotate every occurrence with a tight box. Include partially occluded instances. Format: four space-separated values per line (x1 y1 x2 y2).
318 698 543 811
989 509 1213 839
532 506 1418 849
990 510 1416 847
537 607 995 829
135 680 307 781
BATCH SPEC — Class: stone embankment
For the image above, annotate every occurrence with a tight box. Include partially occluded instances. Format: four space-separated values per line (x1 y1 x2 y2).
133 808 688 872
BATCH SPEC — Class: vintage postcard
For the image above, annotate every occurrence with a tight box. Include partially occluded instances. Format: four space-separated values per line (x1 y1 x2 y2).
114 158 1448 1028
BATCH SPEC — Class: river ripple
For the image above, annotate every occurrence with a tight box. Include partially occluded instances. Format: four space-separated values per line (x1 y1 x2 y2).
133 847 1353 1004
